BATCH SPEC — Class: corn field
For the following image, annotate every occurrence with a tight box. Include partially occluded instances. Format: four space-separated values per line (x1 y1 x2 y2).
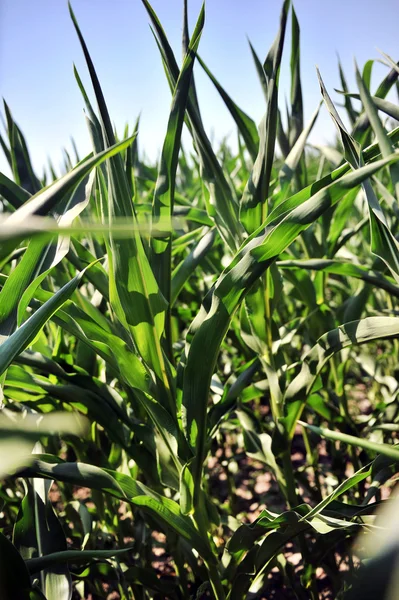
1 1 399 599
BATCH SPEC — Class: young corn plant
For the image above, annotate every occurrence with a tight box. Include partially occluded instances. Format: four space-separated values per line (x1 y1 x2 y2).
1 1 399 599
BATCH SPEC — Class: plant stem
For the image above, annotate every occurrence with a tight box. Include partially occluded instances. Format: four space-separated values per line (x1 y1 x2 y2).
281 450 319 600
281 450 299 507
193 493 226 600
204 559 226 600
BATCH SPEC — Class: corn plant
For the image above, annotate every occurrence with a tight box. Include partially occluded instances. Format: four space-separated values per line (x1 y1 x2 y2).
0 1 399 599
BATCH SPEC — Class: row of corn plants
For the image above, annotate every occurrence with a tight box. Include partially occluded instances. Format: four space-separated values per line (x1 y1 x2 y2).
1 0 399 598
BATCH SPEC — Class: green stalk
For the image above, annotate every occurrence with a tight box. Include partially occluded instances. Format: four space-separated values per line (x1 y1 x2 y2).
302 425 323 502
281 447 319 600
204 560 226 600
192 493 225 600
281 450 299 508
330 356 362 477
261 270 319 594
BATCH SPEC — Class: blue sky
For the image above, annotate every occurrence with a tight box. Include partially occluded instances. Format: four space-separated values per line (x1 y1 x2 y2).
0 0 398 178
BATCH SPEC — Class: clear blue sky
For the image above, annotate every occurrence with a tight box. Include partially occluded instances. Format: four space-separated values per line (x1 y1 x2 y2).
0 0 398 178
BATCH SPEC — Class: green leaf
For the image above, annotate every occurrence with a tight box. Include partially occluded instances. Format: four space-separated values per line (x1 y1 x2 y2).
73 65 104 154
318 68 399 282
180 461 195 515
70 5 174 412
173 205 213 227
150 3 204 351
0 265 92 377
3 100 41 195
182 154 399 503
240 0 290 233
5 137 135 222
337 92 399 123
236 407 286 496
0 531 32 600
337 56 358 126
0 172 31 210
13 478 72 600
298 463 372 521
26 548 134 575
17 173 96 328
197 55 259 161
285 316 399 434
171 228 216 305
355 61 399 200
277 259 399 299
317 68 360 168
0 173 95 339
141 0 243 251
18 458 213 560
0 411 88 478
0 410 88 439
278 102 321 192
248 39 268 101
300 421 399 462
289 4 304 148
352 57 399 143
28 291 152 395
